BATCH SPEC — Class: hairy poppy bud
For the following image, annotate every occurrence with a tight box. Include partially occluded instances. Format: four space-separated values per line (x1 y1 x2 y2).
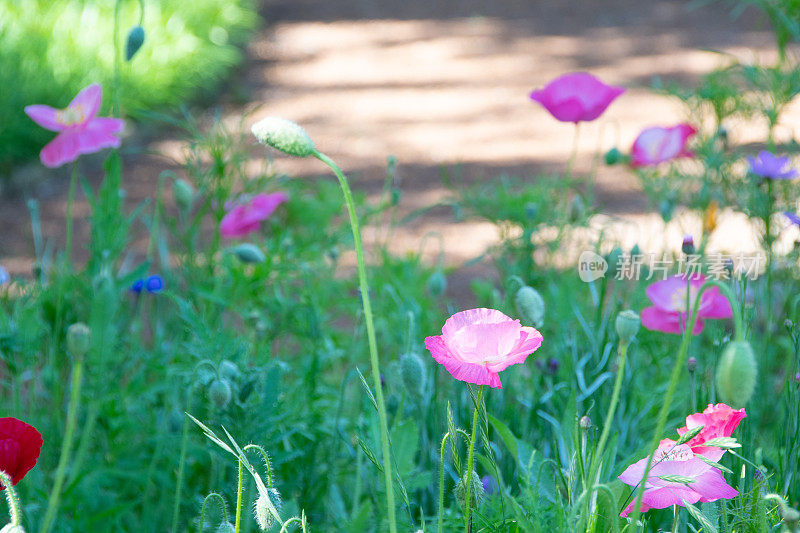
251 117 315 158
173 179 195 211
219 360 240 382
232 243 266 264
682 235 695 255
579 415 592 430
125 25 145 61
426 269 447 297
208 378 232 409
216 522 235 533
716 341 757 407
454 470 484 512
515 285 545 328
687 357 698 374
67 322 91 358
615 310 640 343
254 488 282 531
400 352 426 401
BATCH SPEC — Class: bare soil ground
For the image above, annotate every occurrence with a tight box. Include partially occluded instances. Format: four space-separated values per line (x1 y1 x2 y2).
2 0 795 287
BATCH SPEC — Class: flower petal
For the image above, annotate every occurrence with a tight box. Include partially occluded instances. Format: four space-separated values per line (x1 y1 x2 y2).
424 335 502 388
40 131 82 168
24 105 64 132
69 83 103 120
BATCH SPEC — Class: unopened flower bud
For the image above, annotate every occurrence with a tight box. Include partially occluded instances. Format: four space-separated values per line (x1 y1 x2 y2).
219 360 240 382
716 341 757 407
524 202 539 219
208 378 232 409
682 235 695 255
515 285 545 328
579 415 592 430
426 270 447 297
216 522 235 533
687 357 698 374
172 179 195 211
254 488 282 531
400 352 426 400
67 323 91 358
604 147 626 166
615 310 640 342
454 470 484 512
606 246 623 275
568 195 586 223
251 117 315 158
232 243 266 264
125 25 145 61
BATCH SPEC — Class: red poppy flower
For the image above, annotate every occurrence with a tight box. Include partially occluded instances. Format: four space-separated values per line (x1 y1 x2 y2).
0 417 43 487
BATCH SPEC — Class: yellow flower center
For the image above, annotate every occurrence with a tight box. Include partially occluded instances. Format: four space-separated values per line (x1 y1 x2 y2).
670 285 698 313
56 105 87 127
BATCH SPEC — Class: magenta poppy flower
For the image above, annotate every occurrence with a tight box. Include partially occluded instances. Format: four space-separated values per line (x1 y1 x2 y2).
529 72 625 123
618 439 738 517
677 403 745 460
630 124 696 167
640 274 732 335
219 192 289 239
424 308 543 389
747 151 798 180
24 83 124 168
0 417 43 488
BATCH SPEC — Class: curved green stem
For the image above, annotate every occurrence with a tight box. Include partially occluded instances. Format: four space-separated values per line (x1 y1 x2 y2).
0 471 22 525
628 279 743 527
234 459 243 533
198 492 227 533
39 359 84 533
312 150 396 533
438 432 452 533
170 411 190 533
65 163 78 265
464 384 484 533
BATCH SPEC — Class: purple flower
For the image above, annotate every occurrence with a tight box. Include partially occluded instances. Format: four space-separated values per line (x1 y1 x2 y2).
747 151 798 180
130 275 164 294
481 475 498 495
529 72 625 124
0 265 8 286
785 211 800 227
129 279 145 294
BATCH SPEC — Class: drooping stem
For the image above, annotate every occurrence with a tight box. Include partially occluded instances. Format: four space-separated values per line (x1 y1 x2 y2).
438 432 452 533
312 150 397 533
0 471 22 526
39 358 84 533
628 280 743 527
234 459 243 533
463 384 484 533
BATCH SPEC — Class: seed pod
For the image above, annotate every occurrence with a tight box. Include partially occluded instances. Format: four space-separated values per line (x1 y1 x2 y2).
125 25 145 61
615 310 640 343
454 470 484 512
716 340 757 407
66 323 91 358
682 235 695 255
251 117 315 158
208 378 233 410
515 285 545 328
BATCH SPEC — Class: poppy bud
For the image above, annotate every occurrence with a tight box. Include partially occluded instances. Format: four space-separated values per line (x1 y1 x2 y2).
232 243 266 264
219 360 240 382
687 357 697 374
682 235 695 255
579 415 592 430
568 195 586 223
400 352 426 401
172 179 195 211
66 322 91 358
216 522 235 533
524 202 539 219
606 246 623 275
254 488 282 531
454 470 484 512
615 310 640 343
716 340 757 407
604 147 624 165
515 285 545 328
125 25 145 61
251 117 315 158
0 525 26 533
208 378 232 409
426 269 447 297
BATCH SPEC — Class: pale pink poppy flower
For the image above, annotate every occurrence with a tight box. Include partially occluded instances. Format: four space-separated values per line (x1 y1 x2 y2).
424 308 543 389
631 124 696 167
640 274 732 335
24 84 124 168
618 439 738 517
677 403 746 460
219 192 288 239
529 72 625 123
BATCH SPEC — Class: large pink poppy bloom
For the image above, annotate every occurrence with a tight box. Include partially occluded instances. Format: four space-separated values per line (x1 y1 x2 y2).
424 308 543 389
618 439 738 517
529 72 625 123
641 274 732 335
219 192 288 239
630 124 696 167
677 403 746 460
24 83 124 168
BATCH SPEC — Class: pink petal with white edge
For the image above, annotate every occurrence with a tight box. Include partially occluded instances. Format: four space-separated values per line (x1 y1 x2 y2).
69 83 103 120
645 274 704 312
24 105 64 132
424 335 502 388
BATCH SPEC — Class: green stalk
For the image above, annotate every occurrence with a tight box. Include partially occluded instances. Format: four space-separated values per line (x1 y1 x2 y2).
438 432 452 533
170 414 190 533
234 459 243 533
463 385 484 533
628 280 742 528
64 163 78 265
0 471 22 525
39 359 84 533
312 150 397 533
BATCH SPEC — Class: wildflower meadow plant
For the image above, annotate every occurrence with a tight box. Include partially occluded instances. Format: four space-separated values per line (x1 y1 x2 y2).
219 192 288 239
630 124 696 167
528 72 625 124
641 274 733 335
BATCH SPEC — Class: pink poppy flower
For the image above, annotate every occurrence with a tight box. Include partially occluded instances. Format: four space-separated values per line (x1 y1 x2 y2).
747 150 798 180
618 439 738 517
424 308 543 389
630 124 697 167
219 192 288 239
24 84 124 168
641 274 732 335
677 403 745 460
528 72 625 124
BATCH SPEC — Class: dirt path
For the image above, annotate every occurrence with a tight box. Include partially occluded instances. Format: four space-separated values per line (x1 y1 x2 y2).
2 0 794 282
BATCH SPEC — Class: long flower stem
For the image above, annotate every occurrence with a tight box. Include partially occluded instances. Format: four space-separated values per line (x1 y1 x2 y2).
39 359 84 533
170 413 190 533
65 163 78 265
628 280 743 528
234 459 243 533
0 471 22 525
464 384 484 533
312 150 397 533
438 432 452 533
